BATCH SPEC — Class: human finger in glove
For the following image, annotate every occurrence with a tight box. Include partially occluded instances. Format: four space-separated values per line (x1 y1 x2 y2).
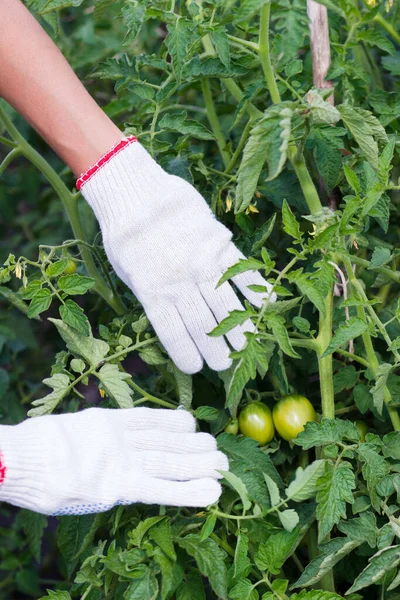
78 136 277 374
0 408 228 515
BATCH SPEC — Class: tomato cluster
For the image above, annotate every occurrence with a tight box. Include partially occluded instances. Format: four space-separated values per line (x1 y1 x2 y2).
227 395 317 446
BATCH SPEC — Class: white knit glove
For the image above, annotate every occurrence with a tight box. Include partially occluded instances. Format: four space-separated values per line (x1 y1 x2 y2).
0 407 228 515
78 137 276 374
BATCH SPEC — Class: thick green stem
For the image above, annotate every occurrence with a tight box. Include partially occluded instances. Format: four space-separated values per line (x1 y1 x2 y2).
374 13 400 45
316 292 335 419
342 256 400 431
257 5 323 215
201 79 231 168
349 254 400 284
0 103 126 315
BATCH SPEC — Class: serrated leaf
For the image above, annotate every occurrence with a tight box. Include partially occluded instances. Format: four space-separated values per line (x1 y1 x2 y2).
164 19 197 79
234 0 269 22
57 274 95 296
343 165 361 195
229 579 258 600
18 510 48 563
294 419 360 449
218 433 282 506
217 258 264 288
221 470 251 511
139 345 168 365
158 111 214 140
234 532 251 580
236 105 292 212
333 365 358 394
293 316 311 333
49 318 109 367
321 317 368 357
255 527 302 575
338 104 380 169
177 535 228 600
59 300 91 336
172 364 193 410
357 29 396 55
210 27 230 68
307 89 341 125
279 509 299 532
28 373 70 417
316 461 356 542
337 512 377 548
226 335 273 408
195 406 220 422
209 309 253 337
292 536 361 589
96 363 133 408
265 313 300 358
371 363 392 415
28 288 52 318
265 473 281 506
282 200 303 242
286 460 326 502
21 279 42 299
289 273 326 316
347 545 400 595
358 442 389 511
369 246 391 269
46 259 68 278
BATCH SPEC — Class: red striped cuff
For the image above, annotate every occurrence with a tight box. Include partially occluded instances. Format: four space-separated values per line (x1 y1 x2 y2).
76 135 138 191
0 450 6 486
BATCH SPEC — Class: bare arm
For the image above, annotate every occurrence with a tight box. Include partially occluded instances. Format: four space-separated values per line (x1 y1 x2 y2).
0 0 123 176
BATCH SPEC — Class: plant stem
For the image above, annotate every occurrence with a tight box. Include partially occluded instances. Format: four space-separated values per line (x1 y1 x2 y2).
374 13 400 45
349 254 400 284
201 79 231 168
316 292 335 419
0 103 126 315
342 255 400 431
257 5 323 215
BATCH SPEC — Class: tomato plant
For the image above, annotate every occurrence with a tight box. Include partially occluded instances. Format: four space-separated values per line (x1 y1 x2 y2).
1 0 400 599
239 401 275 444
273 395 317 441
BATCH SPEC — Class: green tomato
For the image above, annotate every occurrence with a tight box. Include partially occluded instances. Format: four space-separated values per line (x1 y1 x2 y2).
273 395 316 442
355 420 368 442
64 259 77 275
238 402 275 445
224 418 239 435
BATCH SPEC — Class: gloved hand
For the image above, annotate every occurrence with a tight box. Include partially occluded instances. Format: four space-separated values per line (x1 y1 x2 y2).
78 137 276 374
0 407 228 515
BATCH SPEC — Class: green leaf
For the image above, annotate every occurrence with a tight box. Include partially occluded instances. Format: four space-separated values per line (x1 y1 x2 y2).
178 534 228 600
57 514 98 577
121 1 146 45
38 591 72 600
139 345 168 365
382 431 400 460
265 297 301 315
97 363 134 408
200 513 217 543
316 461 356 542
282 200 303 242
295 419 359 449
234 532 251 580
337 512 377 548
57 274 95 296
292 536 361 589
21 279 42 299
124 566 159 600
290 592 344 600
49 318 109 367
307 89 340 125
59 300 91 337
321 317 368 357
289 273 326 316
255 527 302 575
265 313 301 358
171 364 193 410
265 473 281 506
338 104 381 169
333 366 359 393
293 316 311 334
357 29 396 55
236 105 292 212
307 127 345 190
229 579 258 600
164 19 197 79
346 545 400 595
226 334 273 409
221 470 252 511
28 288 52 318
176 571 205 600
343 165 361 195
194 406 220 422
28 373 70 417
211 27 230 68
251 214 277 254
159 111 214 140
358 442 390 511
286 460 326 502
209 309 253 337
279 509 299 532
218 433 282 506
46 259 68 278
369 246 392 269
217 257 264 287
371 363 392 415
18 510 48 563
234 0 270 22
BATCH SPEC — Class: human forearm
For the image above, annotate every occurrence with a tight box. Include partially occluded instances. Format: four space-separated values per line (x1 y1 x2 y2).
0 0 123 176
